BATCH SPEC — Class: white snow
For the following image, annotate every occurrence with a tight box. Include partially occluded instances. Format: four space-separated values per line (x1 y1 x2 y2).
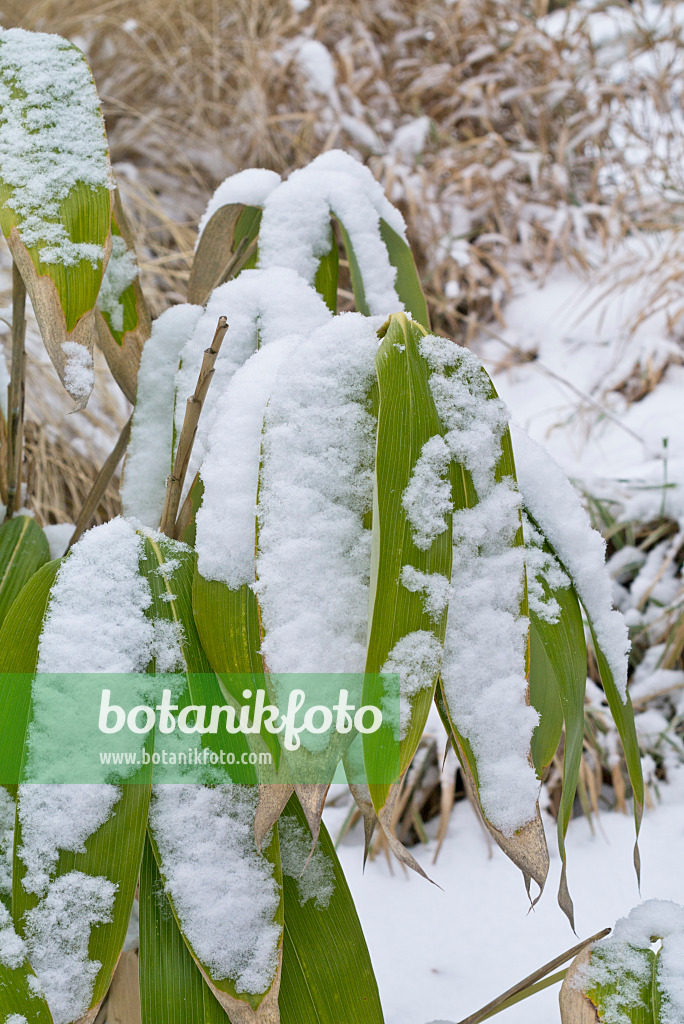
61 342 94 405
401 435 453 551
97 234 138 333
5 1016 29 1024
196 337 295 586
257 150 407 315
382 631 444 739
148 785 281 995
24 871 116 1024
0 901 25 969
253 313 379 674
0 787 14 898
42 522 74 560
196 167 281 245
279 814 336 909
400 566 452 622
419 336 538 835
522 512 570 624
122 304 203 528
294 40 336 96
0 28 111 266
512 425 630 700
391 117 431 160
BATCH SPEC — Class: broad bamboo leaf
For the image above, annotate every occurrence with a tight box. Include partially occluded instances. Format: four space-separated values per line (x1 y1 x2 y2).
147 794 284 1022
313 229 339 313
379 219 430 329
188 204 261 305
363 313 454 816
0 29 113 408
0 515 50 629
278 794 384 1024
529 618 564 777
0 953 54 1023
334 217 369 315
0 559 60 788
140 835 229 1024
95 189 152 404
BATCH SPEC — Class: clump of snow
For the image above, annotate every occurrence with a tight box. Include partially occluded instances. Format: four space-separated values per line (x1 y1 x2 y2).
257 150 407 316
511 425 630 700
382 631 444 739
61 342 94 404
148 785 281 995
279 814 335 909
196 338 296 587
294 40 336 96
0 28 111 266
175 266 331 500
253 313 379 673
122 304 203 528
97 234 138 333
196 167 281 245
421 336 539 835
37 517 153 673
24 871 116 1024
401 435 453 550
0 787 14 897
5 1015 29 1024
522 512 570 624
0 901 25 969
18 786 120 895
400 566 452 621
391 116 431 160
579 900 684 1024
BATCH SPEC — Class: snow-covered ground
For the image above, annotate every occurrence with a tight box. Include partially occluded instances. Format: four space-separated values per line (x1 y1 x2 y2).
326 764 684 1024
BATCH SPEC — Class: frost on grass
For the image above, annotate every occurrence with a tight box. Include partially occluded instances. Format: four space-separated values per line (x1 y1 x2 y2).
0 901 25 969
522 512 570 624
578 900 684 1024
97 234 138 332
254 313 379 674
400 566 452 621
148 785 281 995
176 266 331 499
61 342 94 404
196 167 281 244
420 336 539 835
512 424 631 700
401 435 453 550
258 150 406 315
24 872 116 1024
382 631 443 739
5 1016 29 1024
0 28 110 266
0 787 14 898
279 815 335 909
122 304 203 528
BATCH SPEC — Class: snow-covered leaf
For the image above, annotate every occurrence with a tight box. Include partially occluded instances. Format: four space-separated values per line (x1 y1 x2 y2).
0 29 113 409
278 795 384 1024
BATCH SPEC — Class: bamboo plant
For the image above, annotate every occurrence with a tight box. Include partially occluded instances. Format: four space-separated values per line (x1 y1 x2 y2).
0 25 662 1024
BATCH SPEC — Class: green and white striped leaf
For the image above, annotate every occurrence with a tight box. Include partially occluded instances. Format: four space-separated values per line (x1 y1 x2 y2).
0 29 113 408
0 515 50 629
95 189 151 404
363 313 454 817
278 795 384 1024
140 835 229 1024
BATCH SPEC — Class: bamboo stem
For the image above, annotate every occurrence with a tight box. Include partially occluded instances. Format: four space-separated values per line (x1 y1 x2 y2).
454 927 611 1024
68 414 133 550
4 262 27 521
159 316 228 537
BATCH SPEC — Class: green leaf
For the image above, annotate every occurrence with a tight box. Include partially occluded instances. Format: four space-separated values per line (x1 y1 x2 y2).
313 228 339 313
363 313 454 814
278 795 384 1024
0 559 60 788
0 515 50 630
188 204 262 306
379 219 430 329
334 217 369 315
0 955 54 1024
140 834 228 1024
